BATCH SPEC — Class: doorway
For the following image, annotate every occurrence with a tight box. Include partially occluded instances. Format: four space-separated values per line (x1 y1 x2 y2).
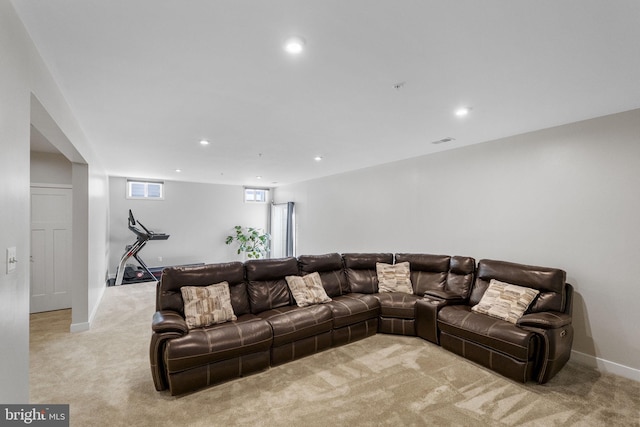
31 95 91 331
30 186 73 313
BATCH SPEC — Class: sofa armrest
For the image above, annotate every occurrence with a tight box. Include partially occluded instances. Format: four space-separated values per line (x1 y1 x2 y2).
423 289 466 304
517 311 571 329
150 311 188 391
519 314 574 383
152 310 189 335
416 291 465 345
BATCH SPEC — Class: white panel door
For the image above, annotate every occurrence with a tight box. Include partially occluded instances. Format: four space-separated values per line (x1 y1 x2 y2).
30 187 72 313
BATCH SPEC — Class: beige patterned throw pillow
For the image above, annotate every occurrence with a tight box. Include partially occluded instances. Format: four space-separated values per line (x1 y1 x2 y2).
285 272 332 307
472 279 540 323
376 262 413 294
181 281 237 329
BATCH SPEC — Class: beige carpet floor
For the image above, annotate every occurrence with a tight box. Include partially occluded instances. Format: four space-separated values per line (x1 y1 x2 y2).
30 282 639 427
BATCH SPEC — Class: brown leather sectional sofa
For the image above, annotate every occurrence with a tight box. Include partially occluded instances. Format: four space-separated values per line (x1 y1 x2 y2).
150 253 573 395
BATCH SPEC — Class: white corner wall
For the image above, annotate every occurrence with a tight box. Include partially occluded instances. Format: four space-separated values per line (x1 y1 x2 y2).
0 0 31 403
30 151 72 185
275 109 640 381
1 0 111 401
108 177 269 275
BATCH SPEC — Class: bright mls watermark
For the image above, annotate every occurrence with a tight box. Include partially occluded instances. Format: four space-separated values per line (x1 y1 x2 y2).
1 405 68 426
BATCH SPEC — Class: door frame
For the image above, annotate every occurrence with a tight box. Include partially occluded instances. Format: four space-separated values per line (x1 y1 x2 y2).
30 184 73 313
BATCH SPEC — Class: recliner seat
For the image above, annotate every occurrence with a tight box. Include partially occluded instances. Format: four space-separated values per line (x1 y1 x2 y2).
299 253 379 346
150 262 273 395
436 259 573 383
246 257 334 366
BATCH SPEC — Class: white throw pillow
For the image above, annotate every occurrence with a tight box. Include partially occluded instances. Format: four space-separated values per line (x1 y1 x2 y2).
285 272 332 307
181 281 237 329
471 279 540 324
376 262 413 294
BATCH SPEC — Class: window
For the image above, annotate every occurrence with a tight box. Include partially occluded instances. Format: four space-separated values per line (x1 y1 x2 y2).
127 179 164 200
244 187 269 203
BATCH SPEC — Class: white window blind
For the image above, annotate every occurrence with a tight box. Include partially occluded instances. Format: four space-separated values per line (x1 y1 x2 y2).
244 188 269 203
127 180 164 200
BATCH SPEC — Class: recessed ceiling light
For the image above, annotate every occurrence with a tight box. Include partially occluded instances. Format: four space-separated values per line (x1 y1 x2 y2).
284 36 305 54
175 169 182 173
256 176 262 180
314 156 323 161
455 107 471 117
199 139 209 146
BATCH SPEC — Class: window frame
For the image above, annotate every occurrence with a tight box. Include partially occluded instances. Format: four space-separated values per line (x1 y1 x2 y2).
126 179 165 200
244 187 270 204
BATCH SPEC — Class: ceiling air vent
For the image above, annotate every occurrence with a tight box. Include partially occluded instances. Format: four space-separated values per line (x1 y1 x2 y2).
431 137 455 145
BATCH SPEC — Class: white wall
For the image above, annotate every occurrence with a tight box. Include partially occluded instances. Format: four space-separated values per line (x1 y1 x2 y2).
108 177 269 275
1 0 111 401
30 151 72 185
0 0 31 403
275 108 640 380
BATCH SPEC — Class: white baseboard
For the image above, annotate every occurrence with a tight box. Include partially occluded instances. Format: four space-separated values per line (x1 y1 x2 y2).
69 322 90 333
571 350 640 382
69 284 106 333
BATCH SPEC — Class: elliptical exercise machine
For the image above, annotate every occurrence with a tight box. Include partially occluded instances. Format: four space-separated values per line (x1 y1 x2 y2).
114 210 169 286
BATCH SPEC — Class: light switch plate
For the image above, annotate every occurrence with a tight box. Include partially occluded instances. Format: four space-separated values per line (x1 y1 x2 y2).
6 247 16 274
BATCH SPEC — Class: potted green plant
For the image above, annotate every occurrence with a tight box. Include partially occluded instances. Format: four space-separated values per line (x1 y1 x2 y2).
225 226 270 259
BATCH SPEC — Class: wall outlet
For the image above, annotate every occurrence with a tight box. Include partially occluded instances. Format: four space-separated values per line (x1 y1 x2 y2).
157 256 163 263
6 247 17 274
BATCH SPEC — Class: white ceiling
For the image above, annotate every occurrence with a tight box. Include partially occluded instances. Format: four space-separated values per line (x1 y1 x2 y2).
14 1 640 187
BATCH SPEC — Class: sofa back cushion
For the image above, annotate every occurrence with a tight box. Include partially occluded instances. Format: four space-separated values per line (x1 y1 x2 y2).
343 253 394 294
394 254 475 297
447 256 476 298
395 253 448 294
158 262 250 316
298 253 348 297
470 259 566 313
245 257 298 314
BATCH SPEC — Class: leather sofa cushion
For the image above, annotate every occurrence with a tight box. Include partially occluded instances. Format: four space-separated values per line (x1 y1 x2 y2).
517 311 572 329
158 262 250 316
374 293 420 319
343 253 393 294
394 254 475 298
258 305 333 346
395 253 451 272
164 314 272 373
325 294 380 328
446 256 476 298
245 257 299 281
395 253 449 294
298 253 343 273
298 253 349 297
438 305 538 361
246 258 299 314
315 269 349 297
247 279 293 314
471 259 566 312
